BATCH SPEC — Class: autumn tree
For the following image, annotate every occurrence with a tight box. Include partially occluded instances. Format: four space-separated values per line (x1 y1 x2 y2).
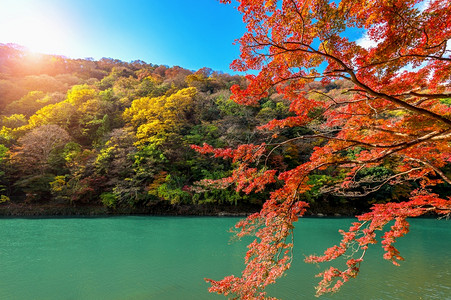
198 0 451 298
121 87 201 204
50 144 103 205
0 114 27 129
13 125 71 174
4 91 62 117
123 87 197 145
95 127 143 207
27 100 77 130
12 125 71 201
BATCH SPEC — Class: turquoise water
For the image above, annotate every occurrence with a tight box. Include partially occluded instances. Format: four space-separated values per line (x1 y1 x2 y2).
0 217 449 299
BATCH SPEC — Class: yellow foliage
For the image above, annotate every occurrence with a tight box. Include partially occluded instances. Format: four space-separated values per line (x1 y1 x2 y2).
0 195 10 203
28 101 76 128
78 98 104 116
1 114 27 128
50 176 67 192
65 84 97 106
123 87 197 142
0 126 17 142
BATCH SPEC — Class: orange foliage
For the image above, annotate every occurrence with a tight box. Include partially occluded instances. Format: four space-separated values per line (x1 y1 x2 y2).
197 0 451 298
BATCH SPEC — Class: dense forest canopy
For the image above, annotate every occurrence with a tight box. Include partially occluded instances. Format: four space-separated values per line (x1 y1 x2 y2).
0 43 372 211
0 43 260 207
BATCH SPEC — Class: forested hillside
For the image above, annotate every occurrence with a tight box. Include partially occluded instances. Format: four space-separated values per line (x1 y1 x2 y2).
0 43 282 211
0 43 445 214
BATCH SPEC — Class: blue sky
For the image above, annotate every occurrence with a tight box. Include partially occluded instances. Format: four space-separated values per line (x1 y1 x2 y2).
0 0 379 74
0 0 245 73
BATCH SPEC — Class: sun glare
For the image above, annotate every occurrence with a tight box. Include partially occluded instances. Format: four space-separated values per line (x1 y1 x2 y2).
0 1 75 57
10 18 67 54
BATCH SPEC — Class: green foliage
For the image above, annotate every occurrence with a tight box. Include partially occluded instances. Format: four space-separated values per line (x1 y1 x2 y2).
15 174 54 202
4 91 58 117
304 174 336 202
63 142 83 163
112 178 148 207
256 98 290 123
185 123 222 146
96 146 116 174
345 147 365 160
216 95 244 116
148 174 190 204
50 175 71 204
100 192 117 208
0 144 9 196
440 98 451 106
155 184 191 205
0 144 7 161
0 43 423 212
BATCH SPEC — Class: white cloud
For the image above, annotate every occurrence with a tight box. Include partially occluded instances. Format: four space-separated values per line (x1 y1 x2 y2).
417 0 432 13
356 32 379 49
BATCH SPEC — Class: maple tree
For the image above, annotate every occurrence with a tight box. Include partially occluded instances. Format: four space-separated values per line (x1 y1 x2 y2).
194 0 451 298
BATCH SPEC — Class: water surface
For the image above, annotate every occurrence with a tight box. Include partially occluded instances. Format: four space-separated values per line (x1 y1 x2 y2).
0 217 449 299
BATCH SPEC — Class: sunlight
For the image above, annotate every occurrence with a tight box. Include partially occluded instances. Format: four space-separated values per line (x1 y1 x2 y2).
9 18 67 54
0 1 74 56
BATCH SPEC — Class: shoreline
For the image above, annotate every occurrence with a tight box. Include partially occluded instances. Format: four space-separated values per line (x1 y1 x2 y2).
0 201 369 218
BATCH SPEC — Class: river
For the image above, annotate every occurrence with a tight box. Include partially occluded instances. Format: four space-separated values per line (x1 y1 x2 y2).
0 217 449 299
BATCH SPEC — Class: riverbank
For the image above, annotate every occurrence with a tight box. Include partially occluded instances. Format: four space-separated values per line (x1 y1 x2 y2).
0 200 369 217
0 202 259 217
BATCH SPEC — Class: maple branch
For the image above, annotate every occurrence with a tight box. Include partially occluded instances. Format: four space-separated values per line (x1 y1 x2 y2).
406 157 451 185
264 128 449 170
425 39 448 51
318 129 446 151
391 6 423 34
287 131 447 174
264 133 336 166
267 39 451 127
353 80 451 126
330 129 450 149
343 129 451 165
358 51 451 72
306 47 451 127
398 53 451 62
321 167 423 197
365 127 415 138
288 0 307 44
394 91 451 99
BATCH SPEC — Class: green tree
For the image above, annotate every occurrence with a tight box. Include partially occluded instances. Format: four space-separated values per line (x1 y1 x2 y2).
0 144 10 198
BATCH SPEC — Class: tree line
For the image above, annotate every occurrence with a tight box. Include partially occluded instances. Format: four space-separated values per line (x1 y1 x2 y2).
1 43 446 216
0 43 303 209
